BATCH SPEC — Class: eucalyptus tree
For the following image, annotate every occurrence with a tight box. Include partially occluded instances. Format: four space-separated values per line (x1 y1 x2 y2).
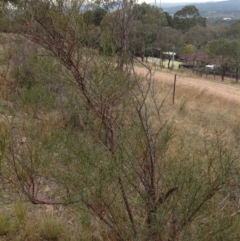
163 11 173 27
157 26 183 68
230 40 240 82
184 25 213 49
208 39 236 81
173 5 206 33
224 19 240 40
100 2 166 63
129 3 166 59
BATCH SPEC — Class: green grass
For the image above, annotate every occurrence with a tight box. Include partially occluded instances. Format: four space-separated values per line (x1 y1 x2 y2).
0 213 11 236
38 215 63 241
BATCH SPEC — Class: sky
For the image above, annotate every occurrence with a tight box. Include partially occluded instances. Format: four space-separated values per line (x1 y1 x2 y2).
141 0 226 3
161 0 221 1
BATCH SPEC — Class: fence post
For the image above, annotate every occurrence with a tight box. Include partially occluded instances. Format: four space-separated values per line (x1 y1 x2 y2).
173 74 177 104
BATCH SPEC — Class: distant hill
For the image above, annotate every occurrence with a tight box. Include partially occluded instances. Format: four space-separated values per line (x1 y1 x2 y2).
159 0 240 18
158 2 193 8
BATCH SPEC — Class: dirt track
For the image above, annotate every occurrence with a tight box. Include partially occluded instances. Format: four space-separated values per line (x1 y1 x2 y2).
134 66 240 103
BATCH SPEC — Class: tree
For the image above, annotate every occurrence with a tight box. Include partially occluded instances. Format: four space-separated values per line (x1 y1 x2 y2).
157 26 183 68
83 7 107 26
100 0 134 69
229 40 240 82
181 26 213 68
173 5 206 33
208 39 235 81
181 44 195 54
163 11 173 27
100 2 166 63
184 25 213 49
224 19 240 40
130 2 165 60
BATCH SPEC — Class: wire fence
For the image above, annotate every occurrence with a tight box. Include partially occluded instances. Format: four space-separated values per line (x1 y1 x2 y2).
179 65 238 80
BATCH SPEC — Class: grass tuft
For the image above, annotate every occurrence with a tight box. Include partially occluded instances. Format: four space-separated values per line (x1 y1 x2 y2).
39 215 63 241
0 213 11 236
178 98 188 115
13 203 28 224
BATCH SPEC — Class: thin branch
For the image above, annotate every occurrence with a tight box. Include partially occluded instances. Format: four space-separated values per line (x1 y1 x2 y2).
118 177 137 237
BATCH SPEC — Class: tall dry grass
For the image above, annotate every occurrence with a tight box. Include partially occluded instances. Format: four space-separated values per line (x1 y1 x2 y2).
153 78 240 154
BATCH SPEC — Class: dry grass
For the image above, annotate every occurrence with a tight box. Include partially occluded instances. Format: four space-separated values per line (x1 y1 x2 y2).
159 64 238 86
152 78 240 154
135 57 239 86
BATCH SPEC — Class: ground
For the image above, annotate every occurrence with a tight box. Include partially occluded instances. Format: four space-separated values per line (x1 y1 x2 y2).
135 65 240 103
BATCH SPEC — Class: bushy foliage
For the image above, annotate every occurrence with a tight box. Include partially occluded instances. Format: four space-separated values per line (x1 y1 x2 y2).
0 1 239 241
173 5 206 33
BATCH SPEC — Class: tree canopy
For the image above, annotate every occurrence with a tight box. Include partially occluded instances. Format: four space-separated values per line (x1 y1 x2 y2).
173 5 206 32
184 25 213 49
100 2 166 59
224 19 240 40
208 39 237 80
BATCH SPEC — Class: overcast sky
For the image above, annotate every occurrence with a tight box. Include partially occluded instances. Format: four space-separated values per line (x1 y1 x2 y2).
161 0 221 1
140 0 226 3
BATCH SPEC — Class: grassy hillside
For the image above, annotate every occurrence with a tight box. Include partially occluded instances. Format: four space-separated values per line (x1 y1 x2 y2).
1 34 240 240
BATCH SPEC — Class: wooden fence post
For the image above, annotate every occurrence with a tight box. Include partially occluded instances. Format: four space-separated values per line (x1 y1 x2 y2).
173 74 176 104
